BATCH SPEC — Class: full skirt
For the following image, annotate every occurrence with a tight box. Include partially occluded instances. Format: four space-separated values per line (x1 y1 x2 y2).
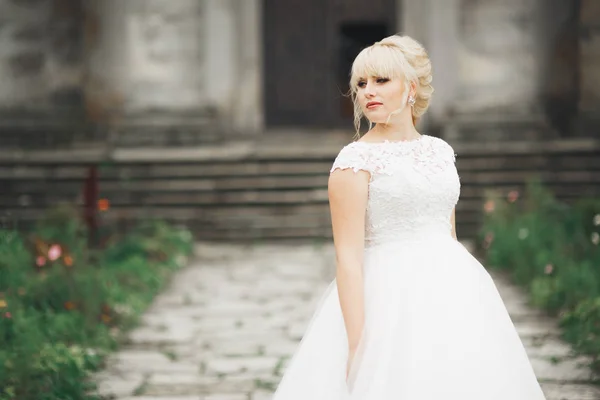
272 235 547 399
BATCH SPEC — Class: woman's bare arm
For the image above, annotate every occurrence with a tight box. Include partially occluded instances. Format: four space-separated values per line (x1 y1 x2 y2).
328 168 370 352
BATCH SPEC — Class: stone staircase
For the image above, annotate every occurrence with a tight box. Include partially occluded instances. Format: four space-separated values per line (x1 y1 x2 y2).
0 135 598 241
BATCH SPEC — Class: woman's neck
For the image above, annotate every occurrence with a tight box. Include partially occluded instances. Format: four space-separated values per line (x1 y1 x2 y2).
371 121 420 142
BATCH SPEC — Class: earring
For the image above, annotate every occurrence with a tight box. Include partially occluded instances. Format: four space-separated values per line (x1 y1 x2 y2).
408 95 416 106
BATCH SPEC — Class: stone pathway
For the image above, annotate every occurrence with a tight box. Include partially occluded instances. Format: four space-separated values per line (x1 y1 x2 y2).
94 242 600 400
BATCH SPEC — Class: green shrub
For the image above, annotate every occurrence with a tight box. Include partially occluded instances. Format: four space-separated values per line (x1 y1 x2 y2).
0 206 193 400
480 179 600 369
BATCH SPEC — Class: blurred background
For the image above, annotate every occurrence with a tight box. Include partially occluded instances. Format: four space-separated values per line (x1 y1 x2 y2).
0 1 599 399
0 0 597 240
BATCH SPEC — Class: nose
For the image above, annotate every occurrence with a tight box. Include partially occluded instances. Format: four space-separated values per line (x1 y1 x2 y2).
364 81 376 98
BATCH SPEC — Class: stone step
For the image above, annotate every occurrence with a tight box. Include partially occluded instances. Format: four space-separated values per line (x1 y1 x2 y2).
0 162 332 179
4 182 598 212
0 152 598 180
1 168 598 196
1 176 326 193
4 203 485 223
0 189 330 207
0 201 486 242
1 137 598 241
0 136 598 163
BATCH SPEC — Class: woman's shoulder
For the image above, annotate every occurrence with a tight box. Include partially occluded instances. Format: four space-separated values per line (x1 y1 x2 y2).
329 134 457 173
329 141 374 174
427 135 453 148
426 135 457 162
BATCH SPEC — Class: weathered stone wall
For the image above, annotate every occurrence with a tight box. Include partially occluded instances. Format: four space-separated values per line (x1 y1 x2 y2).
0 0 264 147
0 0 83 112
86 0 263 136
453 0 545 116
86 0 206 117
401 0 599 139
578 0 600 135
0 0 596 147
400 0 460 126
400 0 547 127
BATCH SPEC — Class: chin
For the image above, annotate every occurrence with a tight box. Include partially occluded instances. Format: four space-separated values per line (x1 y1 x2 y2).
363 110 388 124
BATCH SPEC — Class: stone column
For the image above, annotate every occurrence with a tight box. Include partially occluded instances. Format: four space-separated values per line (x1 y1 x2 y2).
398 0 430 48
425 0 460 124
203 0 263 136
85 0 217 146
397 0 433 131
86 0 206 116
441 0 551 141
85 0 263 145
454 0 543 115
577 0 600 136
203 0 236 136
232 0 263 135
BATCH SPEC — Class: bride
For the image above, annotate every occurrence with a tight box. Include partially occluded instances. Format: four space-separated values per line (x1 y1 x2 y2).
271 34 547 399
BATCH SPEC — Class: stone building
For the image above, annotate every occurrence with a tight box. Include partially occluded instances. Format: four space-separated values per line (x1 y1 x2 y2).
0 0 599 240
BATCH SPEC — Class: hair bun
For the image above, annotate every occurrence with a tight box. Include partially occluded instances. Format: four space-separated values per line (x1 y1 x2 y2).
378 35 434 120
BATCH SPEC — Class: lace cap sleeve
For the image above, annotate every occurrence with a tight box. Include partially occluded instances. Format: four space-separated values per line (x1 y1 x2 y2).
444 140 458 164
330 143 371 174
431 137 457 164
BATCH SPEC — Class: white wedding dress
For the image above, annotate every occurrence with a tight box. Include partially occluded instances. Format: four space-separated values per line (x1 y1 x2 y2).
272 135 547 399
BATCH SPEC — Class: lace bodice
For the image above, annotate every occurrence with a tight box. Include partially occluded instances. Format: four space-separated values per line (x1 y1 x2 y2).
330 135 460 247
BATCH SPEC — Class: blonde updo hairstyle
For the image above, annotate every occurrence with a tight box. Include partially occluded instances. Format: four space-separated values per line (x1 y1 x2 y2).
349 34 434 138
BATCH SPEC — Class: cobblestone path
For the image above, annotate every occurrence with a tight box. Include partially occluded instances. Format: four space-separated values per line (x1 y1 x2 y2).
94 242 600 400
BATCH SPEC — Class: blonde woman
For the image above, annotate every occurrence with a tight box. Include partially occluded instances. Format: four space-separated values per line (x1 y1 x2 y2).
272 34 546 399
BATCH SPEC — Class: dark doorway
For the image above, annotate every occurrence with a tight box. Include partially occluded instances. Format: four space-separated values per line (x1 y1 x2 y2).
263 0 397 130
337 23 390 124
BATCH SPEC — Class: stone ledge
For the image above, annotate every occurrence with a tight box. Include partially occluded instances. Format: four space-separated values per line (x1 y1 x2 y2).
0 138 598 163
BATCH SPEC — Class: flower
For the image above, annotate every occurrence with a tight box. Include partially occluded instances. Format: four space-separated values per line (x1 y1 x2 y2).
594 214 600 226
518 228 529 240
507 190 519 203
98 198 110 212
484 200 496 214
544 264 554 274
48 244 62 261
0 300 7 309
64 301 76 311
4 312 11 319
36 256 46 267
592 232 600 246
63 255 73 267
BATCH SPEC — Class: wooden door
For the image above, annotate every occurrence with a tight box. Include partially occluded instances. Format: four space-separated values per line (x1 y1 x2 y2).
263 0 398 129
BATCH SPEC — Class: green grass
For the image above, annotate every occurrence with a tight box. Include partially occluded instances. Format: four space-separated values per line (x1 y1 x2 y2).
0 204 193 400
479 179 600 370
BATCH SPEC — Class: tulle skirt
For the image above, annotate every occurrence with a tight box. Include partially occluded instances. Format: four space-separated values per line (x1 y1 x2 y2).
272 234 547 399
